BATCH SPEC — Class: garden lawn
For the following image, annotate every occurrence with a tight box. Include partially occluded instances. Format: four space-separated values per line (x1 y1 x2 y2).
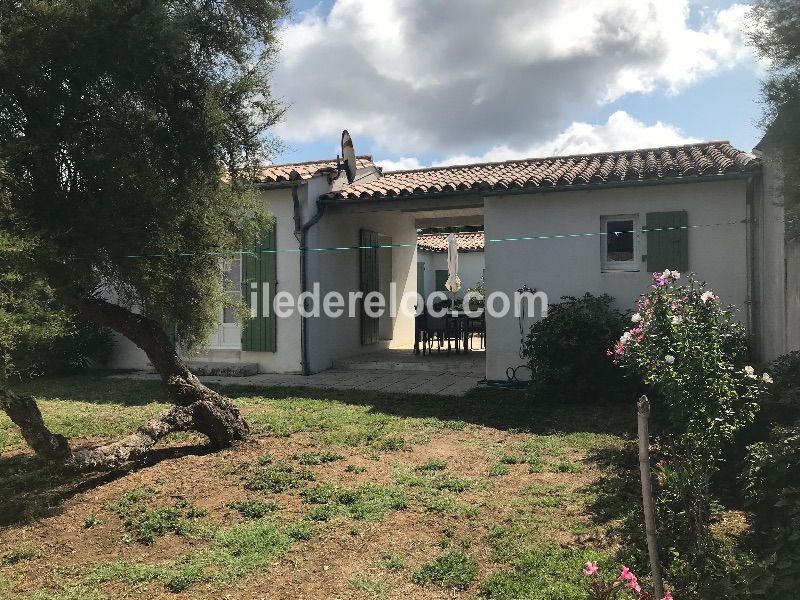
0 375 632 600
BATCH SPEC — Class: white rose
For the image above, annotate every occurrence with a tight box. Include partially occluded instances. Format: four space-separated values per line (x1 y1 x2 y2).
762 373 773 384
743 365 756 379
700 291 715 303
662 269 672 279
665 355 675 365
631 313 642 323
671 316 683 325
672 271 681 280
620 332 632 345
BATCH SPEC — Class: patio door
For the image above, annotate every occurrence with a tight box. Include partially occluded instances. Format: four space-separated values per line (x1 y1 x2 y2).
360 229 379 345
208 255 242 349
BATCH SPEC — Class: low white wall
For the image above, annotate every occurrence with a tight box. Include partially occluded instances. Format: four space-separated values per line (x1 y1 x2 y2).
484 179 750 381
418 250 484 298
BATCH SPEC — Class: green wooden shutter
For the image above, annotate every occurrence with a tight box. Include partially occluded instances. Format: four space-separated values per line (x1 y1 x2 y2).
360 229 379 345
435 269 449 293
241 224 277 352
645 211 688 273
417 262 425 297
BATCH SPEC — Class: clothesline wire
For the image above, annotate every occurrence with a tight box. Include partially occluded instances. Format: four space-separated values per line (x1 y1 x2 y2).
113 219 749 260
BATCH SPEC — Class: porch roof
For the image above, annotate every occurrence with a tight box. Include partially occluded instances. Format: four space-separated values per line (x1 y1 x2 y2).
418 232 484 253
322 141 759 202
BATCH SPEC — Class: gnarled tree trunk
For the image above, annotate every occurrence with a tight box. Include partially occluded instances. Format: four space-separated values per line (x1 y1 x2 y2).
0 295 249 471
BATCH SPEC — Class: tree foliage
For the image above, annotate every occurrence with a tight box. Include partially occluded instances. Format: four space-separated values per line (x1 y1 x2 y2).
749 0 800 238
0 0 287 352
0 0 288 469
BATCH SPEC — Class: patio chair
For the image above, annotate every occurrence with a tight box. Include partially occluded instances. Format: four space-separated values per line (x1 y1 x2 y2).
425 313 462 354
466 313 486 350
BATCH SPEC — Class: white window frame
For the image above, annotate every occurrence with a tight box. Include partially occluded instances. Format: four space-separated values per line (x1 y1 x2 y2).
220 255 243 325
601 214 639 272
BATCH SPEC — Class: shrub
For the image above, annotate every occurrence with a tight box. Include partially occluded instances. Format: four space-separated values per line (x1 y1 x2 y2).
768 350 800 406
522 293 629 400
744 425 800 597
11 318 114 378
612 271 770 599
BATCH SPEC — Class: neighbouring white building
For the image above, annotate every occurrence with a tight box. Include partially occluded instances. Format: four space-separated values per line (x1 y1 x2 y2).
109 140 799 381
416 232 484 300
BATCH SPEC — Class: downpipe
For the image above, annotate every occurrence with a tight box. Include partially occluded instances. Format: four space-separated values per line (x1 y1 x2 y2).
294 187 327 376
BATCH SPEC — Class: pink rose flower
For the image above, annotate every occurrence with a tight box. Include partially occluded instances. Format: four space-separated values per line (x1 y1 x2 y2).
582 561 598 577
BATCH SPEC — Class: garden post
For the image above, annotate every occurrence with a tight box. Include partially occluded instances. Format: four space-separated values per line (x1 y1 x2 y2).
637 395 665 599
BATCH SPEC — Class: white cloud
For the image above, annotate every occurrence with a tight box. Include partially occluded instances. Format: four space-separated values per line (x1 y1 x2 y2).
434 111 699 166
374 112 697 171
375 157 426 171
272 0 754 157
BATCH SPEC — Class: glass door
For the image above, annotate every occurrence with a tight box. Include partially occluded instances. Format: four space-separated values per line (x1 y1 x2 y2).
208 255 243 349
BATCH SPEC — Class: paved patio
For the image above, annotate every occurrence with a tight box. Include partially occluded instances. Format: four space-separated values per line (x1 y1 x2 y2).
113 348 485 397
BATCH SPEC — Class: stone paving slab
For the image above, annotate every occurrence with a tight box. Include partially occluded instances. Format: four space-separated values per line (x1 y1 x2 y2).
111 368 483 397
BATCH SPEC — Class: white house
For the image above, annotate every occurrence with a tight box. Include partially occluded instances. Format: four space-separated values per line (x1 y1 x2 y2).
109 140 799 381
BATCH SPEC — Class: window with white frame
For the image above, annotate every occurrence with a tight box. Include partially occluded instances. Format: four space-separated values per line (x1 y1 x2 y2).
221 255 242 323
601 215 639 271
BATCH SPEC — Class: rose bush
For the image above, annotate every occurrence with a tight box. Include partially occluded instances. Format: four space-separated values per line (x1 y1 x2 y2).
583 561 673 600
610 270 771 599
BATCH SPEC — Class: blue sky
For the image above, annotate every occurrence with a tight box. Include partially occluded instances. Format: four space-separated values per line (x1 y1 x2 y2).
270 0 765 169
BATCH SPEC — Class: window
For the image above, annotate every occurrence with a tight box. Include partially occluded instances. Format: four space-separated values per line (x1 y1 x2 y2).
221 255 242 324
601 215 639 271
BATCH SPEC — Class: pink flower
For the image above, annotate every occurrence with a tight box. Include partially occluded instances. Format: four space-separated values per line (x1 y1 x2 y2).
661 592 674 600
620 566 634 581
582 561 598 577
627 578 641 593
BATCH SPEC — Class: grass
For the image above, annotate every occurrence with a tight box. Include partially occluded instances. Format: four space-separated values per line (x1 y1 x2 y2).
243 462 315 493
1 547 37 565
291 451 345 465
91 518 297 593
0 375 633 599
376 552 406 571
301 482 408 520
106 489 207 545
351 574 390 596
411 551 478 590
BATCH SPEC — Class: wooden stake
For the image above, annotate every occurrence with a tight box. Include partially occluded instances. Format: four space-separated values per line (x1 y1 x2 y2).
637 395 665 599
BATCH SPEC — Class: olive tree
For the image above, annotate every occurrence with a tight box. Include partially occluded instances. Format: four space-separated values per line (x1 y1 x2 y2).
0 0 287 470
749 0 800 237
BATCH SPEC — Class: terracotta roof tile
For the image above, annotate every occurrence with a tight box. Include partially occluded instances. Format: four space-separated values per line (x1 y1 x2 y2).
257 156 375 183
417 232 485 253
324 142 758 201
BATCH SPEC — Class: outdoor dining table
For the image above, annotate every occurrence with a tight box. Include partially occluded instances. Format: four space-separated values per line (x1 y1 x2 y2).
414 309 484 355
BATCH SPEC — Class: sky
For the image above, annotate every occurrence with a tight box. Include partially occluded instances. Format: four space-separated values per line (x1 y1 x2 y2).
268 0 767 171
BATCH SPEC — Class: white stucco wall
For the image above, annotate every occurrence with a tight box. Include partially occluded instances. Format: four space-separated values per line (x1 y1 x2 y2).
418 250 485 297
107 331 150 370
305 209 417 372
186 187 304 373
755 141 800 362
483 179 750 381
